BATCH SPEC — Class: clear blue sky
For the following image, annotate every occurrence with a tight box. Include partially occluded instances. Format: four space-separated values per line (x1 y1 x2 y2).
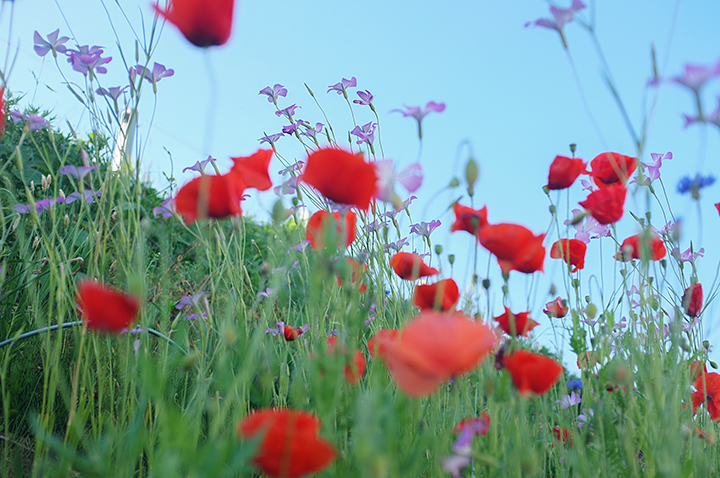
3 0 720 369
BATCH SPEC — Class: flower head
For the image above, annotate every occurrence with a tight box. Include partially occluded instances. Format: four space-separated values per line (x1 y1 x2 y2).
556 391 582 409
390 252 439 281
543 297 568 318
350 121 377 147
588 152 637 188
372 160 423 206
59 165 98 180
409 220 441 239
327 77 357 96
353 89 374 106
367 329 399 359
635 151 672 184
76 280 140 333
392 101 445 139
615 234 666 262
326 336 366 383
677 173 715 199
450 203 488 239
478 223 545 274
682 283 703 317
33 29 69 57
305 210 357 250
230 149 273 191
259 84 288 104
133 62 175 84
525 0 586 48
302 148 377 210
174 170 246 224
504 350 564 396
494 307 538 337
155 0 235 47
547 155 586 190
669 59 720 94
96 85 129 101
550 239 587 272
413 279 460 312
66 45 111 76
579 184 627 225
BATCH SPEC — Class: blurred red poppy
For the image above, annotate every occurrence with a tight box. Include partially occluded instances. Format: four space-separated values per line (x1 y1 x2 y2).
376 311 496 396
553 427 573 447
615 234 666 261
336 258 368 293
504 350 563 396
576 351 597 370
305 210 357 250
450 203 488 238
368 329 399 358
284 325 305 342
547 155 586 190
550 239 587 272
691 371 720 421
155 0 235 47
174 171 246 224
327 337 366 384
453 411 491 435
682 283 703 317
413 279 460 312
715 202 720 216
76 280 140 333
478 223 545 274
231 149 273 191
390 252 439 280
578 184 626 225
588 152 637 187
494 307 538 337
302 148 377 210
543 297 568 318
237 408 336 478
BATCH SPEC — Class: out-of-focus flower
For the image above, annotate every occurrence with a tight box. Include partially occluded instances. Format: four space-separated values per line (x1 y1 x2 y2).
373 160 422 206
33 29 69 57
677 173 715 199
556 391 582 409
391 101 445 139
390 252 439 280
326 336 366 383
367 329 399 359
615 234 666 261
350 121 377 147
152 198 175 218
384 237 409 253
544 297 569 318
667 59 720 95
671 246 704 262
76 280 140 333
327 77 357 96
691 372 720 421
478 223 545 274
305 210 357 250
258 132 284 146
550 239 587 272
682 283 703 317
579 184 627 225
230 149 274 191
155 0 235 47
504 350 564 396
525 0 586 48
494 307 538 337
353 89 374 106
66 45 112 76
174 171 246 224
10 110 26 124
567 379 583 391
259 84 288 104
413 279 460 312
96 85 129 101
450 203 488 239
176 289 209 310
59 165 98 179
302 148 377 210
409 220 441 239
685 99 720 129
576 408 594 428
547 155 586 190
183 155 217 174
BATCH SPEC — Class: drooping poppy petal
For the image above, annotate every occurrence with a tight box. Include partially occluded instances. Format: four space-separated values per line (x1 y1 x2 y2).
390 252 439 280
76 280 140 333
230 149 273 191
154 0 235 47
589 152 637 187
504 350 564 396
450 203 488 238
614 234 666 261
174 171 247 224
302 148 378 210
478 223 545 274
368 329 399 358
578 184 626 225
550 239 587 272
543 297 568 318
547 155 586 190
237 409 337 478
305 210 357 250
691 372 720 421
493 307 538 337
336 258 368 293
377 311 496 397
682 283 703 317
413 279 460 312
326 337 366 384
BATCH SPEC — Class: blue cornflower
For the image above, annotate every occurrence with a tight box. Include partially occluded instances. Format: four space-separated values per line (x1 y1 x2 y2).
677 173 715 199
567 379 583 391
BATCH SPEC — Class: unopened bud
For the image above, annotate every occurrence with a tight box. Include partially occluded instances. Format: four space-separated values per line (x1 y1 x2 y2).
465 158 479 187
703 340 710 350
448 178 460 188
434 245 443 255
548 205 556 214
64 214 69 228
585 303 597 319
448 254 455 265
467 185 474 197
549 284 556 296
569 143 577 154
482 278 491 290
711 361 718 369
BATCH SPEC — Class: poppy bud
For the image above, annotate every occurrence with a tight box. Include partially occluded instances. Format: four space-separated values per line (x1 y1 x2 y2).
549 284 557 296
482 278 490 290
465 158 479 187
448 178 460 188
569 143 577 154
585 303 597 319
448 254 455 265
711 361 718 369
682 283 703 317
704 340 710 350
434 244 443 255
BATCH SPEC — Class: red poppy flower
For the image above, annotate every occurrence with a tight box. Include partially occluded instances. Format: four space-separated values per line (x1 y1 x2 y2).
376 311 496 397
336 258 368 293
682 283 703 317
553 427 573 447
0 88 5 140
578 184 626 225
543 297 569 318
326 337 366 384
715 202 720 216
305 210 357 250
174 171 246 224
547 155 586 190
550 239 587 272
237 408 336 478
494 307 538 337
390 252 439 280
588 152 637 187
691 372 720 421
615 234 666 261
504 350 564 396
302 148 378 210
478 223 545 274
452 411 490 435
154 0 235 47
284 325 305 341
450 203 488 238
576 351 597 370
76 280 140 333
412 279 460 312
367 329 399 358
230 149 273 191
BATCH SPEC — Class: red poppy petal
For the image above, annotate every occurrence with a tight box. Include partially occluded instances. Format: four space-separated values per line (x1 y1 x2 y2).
504 350 564 396
412 279 460 312
547 155 586 190
231 149 273 191
154 0 235 47
305 211 357 250
390 252 439 280
578 185 626 225
302 148 377 210
174 173 246 224
76 280 140 333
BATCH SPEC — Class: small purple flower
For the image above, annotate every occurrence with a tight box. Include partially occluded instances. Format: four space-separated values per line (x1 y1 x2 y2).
685 98 720 128
64 190 101 205
10 111 26 123
555 391 582 409
299 122 324 141
66 45 112 76
327 77 357 97
59 165 98 180
671 246 705 263
364 219 388 234
580 178 597 193
350 121 377 147
374 160 423 203
257 288 277 298
258 132 284 146
152 198 175 218
669 59 720 94
384 237 409 253
135 63 175 83
576 408 594 428
282 123 299 135
96 85 129 101
636 151 672 184
289 240 311 253
274 176 299 195
27 114 50 131
275 104 300 120
677 173 715 199
259 84 288 105
391 101 445 139
410 220 441 238
265 321 285 336
353 90 374 106
14 204 30 214
278 161 304 176
525 0 586 48
564 209 611 243
176 289 210 310
33 29 69 57
183 156 217 174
